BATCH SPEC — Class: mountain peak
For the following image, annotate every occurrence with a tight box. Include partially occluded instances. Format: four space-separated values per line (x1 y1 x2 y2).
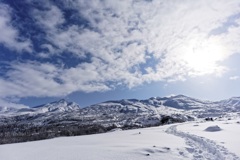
57 99 68 104
170 94 190 99
32 99 80 113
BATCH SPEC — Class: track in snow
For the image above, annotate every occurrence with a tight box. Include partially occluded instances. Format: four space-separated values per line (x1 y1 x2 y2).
166 125 240 160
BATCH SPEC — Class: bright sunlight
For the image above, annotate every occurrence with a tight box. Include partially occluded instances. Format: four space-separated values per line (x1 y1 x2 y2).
182 37 226 75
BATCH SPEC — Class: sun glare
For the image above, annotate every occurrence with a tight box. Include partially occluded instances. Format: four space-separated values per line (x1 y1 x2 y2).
182 38 226 75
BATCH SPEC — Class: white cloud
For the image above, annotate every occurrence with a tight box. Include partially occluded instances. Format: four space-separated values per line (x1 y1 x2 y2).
0 3 32 52
42 0 240 78
0 61 111 99
1 0 240 100
0 98 28 109
32 4 65 31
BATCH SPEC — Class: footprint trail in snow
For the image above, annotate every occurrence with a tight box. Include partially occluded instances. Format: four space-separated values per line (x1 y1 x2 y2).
166 125 240 160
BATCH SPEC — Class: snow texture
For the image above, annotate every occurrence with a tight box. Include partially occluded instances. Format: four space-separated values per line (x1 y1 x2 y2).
0 119 240 160
166 125 239 160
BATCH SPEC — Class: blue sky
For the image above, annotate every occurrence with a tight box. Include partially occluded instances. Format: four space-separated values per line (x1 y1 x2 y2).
0 0 240 107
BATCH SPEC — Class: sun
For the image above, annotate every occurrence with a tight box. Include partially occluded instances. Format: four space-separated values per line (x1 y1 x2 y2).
181 37 226 75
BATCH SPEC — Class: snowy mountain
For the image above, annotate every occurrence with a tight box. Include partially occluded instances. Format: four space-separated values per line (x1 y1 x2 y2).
157 95 213 110
0 95 240 144
32 99 80 113
219 97 240 110
0 99 80 116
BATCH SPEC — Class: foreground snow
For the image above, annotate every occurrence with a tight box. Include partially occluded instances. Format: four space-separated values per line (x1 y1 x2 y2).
177 119 240 158
0 119 240 160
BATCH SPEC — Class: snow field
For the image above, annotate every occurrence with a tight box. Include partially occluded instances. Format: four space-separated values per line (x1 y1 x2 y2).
167 125 239 160
177 119 240 158
0 125 189 160
0 119 240 160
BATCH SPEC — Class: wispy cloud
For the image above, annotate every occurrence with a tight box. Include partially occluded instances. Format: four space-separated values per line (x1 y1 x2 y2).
0 0 240 100
0 3 32 52
0 98 28 108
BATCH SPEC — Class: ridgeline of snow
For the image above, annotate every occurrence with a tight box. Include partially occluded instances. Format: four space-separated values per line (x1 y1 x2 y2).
1 95 240 118
32 99 80 113
0 99 80 117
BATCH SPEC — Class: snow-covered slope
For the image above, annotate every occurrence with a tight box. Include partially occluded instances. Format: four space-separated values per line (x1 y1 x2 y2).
82 95 240 121
80 97 195 128
0 99 80 116
32 99 80 113
1 118 240 160
158 95 213 110
219 97 240 111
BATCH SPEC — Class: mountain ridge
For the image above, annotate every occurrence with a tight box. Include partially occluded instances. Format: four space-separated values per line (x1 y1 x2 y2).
1 95 240 144
1 94 240 117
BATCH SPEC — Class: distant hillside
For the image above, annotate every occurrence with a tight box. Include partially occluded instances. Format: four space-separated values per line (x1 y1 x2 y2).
0 95 240 144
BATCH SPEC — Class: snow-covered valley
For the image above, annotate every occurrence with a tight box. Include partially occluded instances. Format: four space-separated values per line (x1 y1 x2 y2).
0 118 240 160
